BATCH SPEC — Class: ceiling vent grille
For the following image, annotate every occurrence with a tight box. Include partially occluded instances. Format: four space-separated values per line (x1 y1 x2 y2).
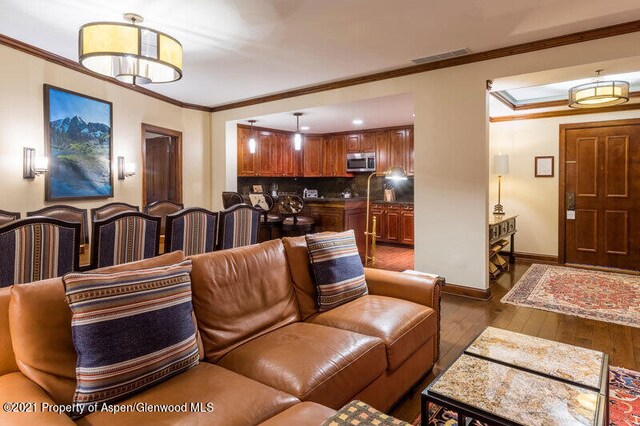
411 48 471 65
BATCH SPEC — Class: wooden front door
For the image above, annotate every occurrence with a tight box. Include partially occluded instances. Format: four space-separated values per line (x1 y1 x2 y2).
561 119 640 270
142 124 183 206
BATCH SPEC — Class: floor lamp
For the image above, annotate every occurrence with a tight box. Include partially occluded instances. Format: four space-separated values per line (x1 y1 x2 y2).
365 166 408 267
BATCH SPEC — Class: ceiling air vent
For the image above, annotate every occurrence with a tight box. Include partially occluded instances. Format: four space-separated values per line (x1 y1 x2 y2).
411 48 471 65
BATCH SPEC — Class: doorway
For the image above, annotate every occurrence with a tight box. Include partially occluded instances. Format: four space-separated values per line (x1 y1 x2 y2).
559 118 640 271
141 124 183 207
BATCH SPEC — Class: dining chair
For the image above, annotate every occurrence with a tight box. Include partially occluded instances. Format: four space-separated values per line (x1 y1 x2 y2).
91 212 161 269
0 217 81 287
164 208 218 255
221 191 245 209
0 209 20 227
144 200 184 235
217 204 260 250
90 202 140 221
27 205 89 246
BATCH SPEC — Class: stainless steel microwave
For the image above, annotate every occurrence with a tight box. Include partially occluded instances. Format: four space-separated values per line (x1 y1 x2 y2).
346 152 376 172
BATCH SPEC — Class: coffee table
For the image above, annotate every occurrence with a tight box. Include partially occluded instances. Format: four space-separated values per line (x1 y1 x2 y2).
421 327 608 426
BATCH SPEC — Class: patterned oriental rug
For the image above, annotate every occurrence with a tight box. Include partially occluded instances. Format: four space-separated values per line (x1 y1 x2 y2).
414 366 640 425
501 264 640 328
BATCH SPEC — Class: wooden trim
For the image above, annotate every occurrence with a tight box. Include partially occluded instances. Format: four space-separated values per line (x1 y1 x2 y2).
237 122 413 136
557 117 640 265
211 19 640 112
0 33 210 112
490 102 640 122
500 251 559 265
5 19 640 113
141 123 183 208
490 91 517 110
442 283 492 301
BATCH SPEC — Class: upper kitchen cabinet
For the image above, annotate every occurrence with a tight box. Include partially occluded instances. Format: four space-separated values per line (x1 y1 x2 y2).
282 133 303 177
383 128 414 176
375 130 390 176
303 135 323 177
361 131 377 152
238 126 258 176
345 133 362 153
406 128 414 176
323 136 351 177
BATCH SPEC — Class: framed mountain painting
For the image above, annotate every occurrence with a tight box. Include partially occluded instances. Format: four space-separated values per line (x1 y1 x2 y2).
44 84 113 201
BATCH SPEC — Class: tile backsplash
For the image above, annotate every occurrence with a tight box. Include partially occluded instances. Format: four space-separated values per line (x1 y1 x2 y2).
237 174 414 202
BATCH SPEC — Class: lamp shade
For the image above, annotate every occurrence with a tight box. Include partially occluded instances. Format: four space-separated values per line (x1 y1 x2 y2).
492 154 509 175
384 166 408 181
568 80 629 108
79 21 182 84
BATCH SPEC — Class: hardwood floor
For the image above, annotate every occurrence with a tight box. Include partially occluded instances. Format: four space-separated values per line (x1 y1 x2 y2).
389 261 640 422
373 243 414 272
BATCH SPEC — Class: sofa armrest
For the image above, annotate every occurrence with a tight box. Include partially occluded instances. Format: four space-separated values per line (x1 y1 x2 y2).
364 268 443 360
0 372 75 425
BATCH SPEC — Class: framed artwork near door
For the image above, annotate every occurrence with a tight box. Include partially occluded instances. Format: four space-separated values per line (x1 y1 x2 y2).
43 84 113 201
140 123 183 208
534 156 554 177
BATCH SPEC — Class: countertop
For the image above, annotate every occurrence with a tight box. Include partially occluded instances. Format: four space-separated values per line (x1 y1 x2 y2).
303 197 367 202
372 200 414 205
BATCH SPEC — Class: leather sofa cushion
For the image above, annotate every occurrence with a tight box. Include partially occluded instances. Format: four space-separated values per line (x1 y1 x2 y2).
189 240 300 362
8 252 188 405
259 402 336 425
281 236 317 320
307 295 436 371
76 363 299 426
0 287 17 375
217 322 387 409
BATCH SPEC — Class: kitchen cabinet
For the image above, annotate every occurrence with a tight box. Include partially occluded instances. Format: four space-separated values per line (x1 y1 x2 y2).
370 202 414 246
237 127 258 176
361 132 377 152
258 131 275 176
303 200 368 258
345 134 362 153
323 136 350 177
375 131 390 176
406 128 414 176
303 135 323 177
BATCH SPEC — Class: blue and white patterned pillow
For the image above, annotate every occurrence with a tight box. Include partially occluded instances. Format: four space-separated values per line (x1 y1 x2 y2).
305 230 368 311
63 259 199 417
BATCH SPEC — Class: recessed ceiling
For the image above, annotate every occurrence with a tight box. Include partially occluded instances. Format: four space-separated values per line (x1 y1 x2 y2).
240 93 414 134
3 0 640 107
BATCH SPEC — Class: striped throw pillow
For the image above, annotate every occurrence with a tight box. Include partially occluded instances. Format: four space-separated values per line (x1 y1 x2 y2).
63 260 199 417
306 231 368 311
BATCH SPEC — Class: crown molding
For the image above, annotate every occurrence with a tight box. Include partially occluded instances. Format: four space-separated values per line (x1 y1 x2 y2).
489 101 640 122
3 18 640 114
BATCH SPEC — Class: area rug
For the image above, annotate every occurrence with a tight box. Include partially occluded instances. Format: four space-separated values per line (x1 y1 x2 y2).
414 366 640 425
500 263 640 328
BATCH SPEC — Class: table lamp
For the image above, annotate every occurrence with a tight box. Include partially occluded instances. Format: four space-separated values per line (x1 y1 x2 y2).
364 166 408 267
492 154 509 215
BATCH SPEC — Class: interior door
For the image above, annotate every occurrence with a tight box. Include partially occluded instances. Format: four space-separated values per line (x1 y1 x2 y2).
563 121 640 270
143 124 182 206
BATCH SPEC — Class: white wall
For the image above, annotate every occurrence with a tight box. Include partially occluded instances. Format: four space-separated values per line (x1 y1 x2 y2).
211 32 640 290
490 108 640 257
0 44 212 215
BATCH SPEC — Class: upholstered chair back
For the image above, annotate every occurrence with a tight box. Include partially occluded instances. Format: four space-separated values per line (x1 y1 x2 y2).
165 208 218 256
0 217 80 287
144 200 184 234
90 202 139 221
221 191 244 209
217 204 260 250
91 212 160 269
27 205 89 245
0 209 20 227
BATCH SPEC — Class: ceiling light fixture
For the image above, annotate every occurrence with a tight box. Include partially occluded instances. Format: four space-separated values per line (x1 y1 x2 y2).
247 120 257 154
568 69 629 108
293 113 304 151
79 13 183 85
300 126 310 131
353 119 364 125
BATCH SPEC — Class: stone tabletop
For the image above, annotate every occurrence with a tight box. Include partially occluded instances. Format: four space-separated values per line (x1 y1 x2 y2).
429 354 601 425
465 327 605 390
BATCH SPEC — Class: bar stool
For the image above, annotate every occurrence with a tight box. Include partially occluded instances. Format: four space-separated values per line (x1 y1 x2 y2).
279 195 315 236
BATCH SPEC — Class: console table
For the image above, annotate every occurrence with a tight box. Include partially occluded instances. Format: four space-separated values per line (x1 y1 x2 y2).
488 214 517 279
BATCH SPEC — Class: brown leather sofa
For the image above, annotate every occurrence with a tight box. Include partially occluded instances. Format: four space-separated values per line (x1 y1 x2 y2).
0 236 442 425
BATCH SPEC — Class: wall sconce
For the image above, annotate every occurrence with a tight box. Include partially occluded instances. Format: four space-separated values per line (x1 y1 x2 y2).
117 156 136 180
23 147 49 179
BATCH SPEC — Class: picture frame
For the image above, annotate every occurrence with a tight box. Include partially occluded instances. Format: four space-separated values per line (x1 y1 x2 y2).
44 84 113 201
252 184 264 193
535 156 554 177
